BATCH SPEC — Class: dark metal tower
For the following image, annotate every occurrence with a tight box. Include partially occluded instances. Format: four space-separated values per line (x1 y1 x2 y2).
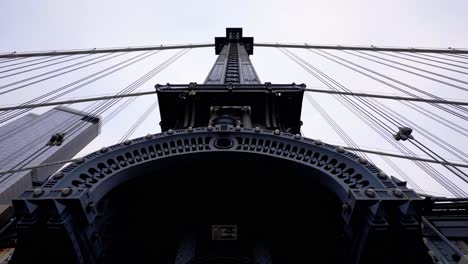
6 28 467 264
157 28 304 133
206 28 258 84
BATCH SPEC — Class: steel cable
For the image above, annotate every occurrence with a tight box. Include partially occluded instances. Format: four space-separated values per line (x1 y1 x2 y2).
311 49 468 120
350 50 468 91
0 55 74 77
118 100 159 143
0 53 123 95
0 56 53 69
395 52 468 70
281 48 467 197
0 51 159 124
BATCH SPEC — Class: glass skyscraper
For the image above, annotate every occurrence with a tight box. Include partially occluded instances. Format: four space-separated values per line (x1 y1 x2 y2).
0 106 100 204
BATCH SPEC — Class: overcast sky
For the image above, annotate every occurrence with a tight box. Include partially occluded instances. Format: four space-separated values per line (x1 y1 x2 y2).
1 0 467 197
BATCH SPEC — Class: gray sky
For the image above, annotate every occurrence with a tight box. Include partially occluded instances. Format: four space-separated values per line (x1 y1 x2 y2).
1 0 467 197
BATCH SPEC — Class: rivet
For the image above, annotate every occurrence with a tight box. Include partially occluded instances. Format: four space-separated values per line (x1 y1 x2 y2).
314 139 322 145
145 133 153 139
342 203 350 213
358 157 368 164
100 147 108 153
377 172 388 180
274 129 280 135
187 127 193 132
235 126 241 131
294 134 302 140
207 126 213 131
254 127 261 133
75 157 85 164
33 188 44 197
365 188 376 198
393 189 404 198
53 172 64 180
61 188 72 197
86 202 95 212
337 147 345 153
422 238 429 245
123 140 131 145
167 129 174 135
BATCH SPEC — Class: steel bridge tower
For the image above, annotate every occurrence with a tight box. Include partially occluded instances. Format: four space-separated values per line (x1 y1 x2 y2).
7 28 467 264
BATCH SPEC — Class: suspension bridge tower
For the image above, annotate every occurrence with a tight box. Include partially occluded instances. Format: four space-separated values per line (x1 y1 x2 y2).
8 28 465 264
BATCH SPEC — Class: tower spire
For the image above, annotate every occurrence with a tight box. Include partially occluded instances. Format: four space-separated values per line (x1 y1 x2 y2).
205 28 259 84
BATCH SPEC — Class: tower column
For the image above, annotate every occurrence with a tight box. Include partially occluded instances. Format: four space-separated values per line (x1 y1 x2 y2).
205 28 259 85
157 28 304 133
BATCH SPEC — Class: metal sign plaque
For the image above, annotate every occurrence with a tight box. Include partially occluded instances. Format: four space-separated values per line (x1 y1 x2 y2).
212 225 238 240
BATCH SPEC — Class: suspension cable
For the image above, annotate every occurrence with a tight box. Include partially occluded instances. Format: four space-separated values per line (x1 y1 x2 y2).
340 146 468 168
417 53 468 65
0 56 54 69
0 53 124 95
0 54 96 90
342 101 468 197
0 50 159 124
255 43 468 54
0 157 80 175
118 100 159 143
284 49 400 131
394 52 468 70
302 53 467 166
0 57 27 65
0 55 74 77
0 49 188 186
374 101 468 163
344 103 468 197
103 97 138 126
61 49 190 140
290 48 468 191
0 91 156 111
409 139 468 183
305 49 468 176
281 48 467 197
43 49 184 177
0 43 212 58
381 156 424 193
442 53 468 60
349 50 468 92
304 93 373 162
310 49 468 120
302 89 468 105
2 87 467 113
378 51 468 75
399 101 468 137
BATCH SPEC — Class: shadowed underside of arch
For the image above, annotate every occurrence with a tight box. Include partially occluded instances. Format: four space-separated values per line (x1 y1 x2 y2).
10 127 429 264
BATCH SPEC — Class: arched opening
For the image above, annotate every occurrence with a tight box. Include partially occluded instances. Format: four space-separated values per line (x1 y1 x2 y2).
96 152 346 263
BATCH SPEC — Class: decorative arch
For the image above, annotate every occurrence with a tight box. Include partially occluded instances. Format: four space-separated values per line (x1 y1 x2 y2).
11 127 423 264
34 127 413 201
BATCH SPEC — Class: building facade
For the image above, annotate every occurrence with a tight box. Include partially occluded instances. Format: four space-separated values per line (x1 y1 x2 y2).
0 106 100 204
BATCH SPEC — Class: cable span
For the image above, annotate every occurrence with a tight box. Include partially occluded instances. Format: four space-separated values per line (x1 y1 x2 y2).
0 44 213 58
